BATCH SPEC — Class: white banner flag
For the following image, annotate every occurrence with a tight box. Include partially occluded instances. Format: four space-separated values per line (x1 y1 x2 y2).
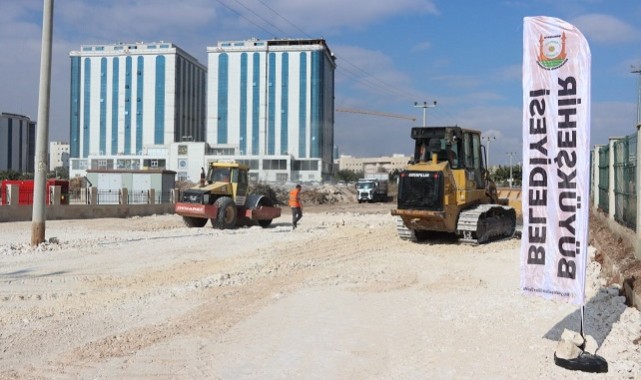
520 16 591 305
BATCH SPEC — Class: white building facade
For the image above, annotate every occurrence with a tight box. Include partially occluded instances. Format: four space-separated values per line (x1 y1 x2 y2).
338 154 412 174
68 39 337 184
49 141 69 171
69 42 207 161
0 112 36 173
206 38 336 182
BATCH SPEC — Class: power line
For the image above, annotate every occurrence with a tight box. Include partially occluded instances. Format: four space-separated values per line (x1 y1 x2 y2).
228 0 291 37
213 0 276 37
336 107 416 121
254 0 312 38
214 0 446 124
337 58 423 101
231 0 425 104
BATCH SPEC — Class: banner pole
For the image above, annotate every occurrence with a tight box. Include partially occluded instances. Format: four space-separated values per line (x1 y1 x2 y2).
580 305 585 337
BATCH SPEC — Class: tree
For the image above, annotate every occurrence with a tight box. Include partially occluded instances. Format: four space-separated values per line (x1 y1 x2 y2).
491 165 522 187
334 169 361 183
388 169 401 183
48 166 69 179
0 170 31 180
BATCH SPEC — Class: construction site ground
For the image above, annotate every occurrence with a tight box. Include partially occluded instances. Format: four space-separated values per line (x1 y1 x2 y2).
1 190 641 379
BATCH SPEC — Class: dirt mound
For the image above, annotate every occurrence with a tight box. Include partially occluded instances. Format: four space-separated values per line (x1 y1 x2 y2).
260 183 358 206
590 209 641 307
301 184 357 205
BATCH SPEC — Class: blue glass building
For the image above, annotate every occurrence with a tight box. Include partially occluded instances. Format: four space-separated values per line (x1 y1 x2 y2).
206 38 336 182
0 112 36 173
69 42 207 159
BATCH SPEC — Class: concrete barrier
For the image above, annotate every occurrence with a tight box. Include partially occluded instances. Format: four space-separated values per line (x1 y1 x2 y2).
0 204 175 223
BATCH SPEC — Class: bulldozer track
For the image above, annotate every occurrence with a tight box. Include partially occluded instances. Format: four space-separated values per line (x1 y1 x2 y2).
457 204 516 244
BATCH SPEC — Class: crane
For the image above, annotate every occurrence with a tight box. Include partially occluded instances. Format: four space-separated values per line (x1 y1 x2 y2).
336 107 416 122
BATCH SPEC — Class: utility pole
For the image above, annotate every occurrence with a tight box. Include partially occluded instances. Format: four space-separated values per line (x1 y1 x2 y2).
413 100 437 127
507 151 517 188
31 0 54 246
632 65 641 125
482 135 496 169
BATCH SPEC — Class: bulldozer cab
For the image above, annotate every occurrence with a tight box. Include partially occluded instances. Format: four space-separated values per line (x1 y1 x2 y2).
412 126 487 190
414 127 463 168
206 162 250 200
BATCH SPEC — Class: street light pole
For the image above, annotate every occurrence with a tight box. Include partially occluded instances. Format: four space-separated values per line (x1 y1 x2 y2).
31 0 54 246
632 65 641 125
413 100 437 127
507 151 517 187
481 135 496 169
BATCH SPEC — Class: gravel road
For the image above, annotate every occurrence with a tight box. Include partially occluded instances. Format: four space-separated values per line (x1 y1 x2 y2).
1 203 640 379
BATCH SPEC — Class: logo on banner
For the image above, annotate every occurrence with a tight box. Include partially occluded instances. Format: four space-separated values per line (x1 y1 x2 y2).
536 32 568 70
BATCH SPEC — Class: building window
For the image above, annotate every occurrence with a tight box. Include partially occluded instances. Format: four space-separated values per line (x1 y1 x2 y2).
71 159 89 170
217 53 229 144
263 159 287 170
83 58 91 158
210 147 235 155
117 159 131 169
293 159 318 171
125 56 133 154
91 159 114 169
155 55 166 145
236 159 259 170
252 53 261 154
136 56 144 155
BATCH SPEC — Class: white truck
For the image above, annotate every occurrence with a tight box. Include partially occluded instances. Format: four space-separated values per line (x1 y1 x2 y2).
356 177 389 203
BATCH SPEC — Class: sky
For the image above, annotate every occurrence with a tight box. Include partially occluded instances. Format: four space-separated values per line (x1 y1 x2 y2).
1 0 640 165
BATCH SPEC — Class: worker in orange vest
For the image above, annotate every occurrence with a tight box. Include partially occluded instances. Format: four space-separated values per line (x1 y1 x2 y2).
289 184 303 230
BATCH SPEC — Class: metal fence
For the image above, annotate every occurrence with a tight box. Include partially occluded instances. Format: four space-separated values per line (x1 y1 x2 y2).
97 189 120 205
2 185 175 206
69 188 89 205
71 188 175 205
613 134 637 228
129 190 149 205
598 144 610 213
595 131 638 230
156 191 173 204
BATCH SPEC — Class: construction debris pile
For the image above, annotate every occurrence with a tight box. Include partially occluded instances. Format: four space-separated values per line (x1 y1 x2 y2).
253 183 358 206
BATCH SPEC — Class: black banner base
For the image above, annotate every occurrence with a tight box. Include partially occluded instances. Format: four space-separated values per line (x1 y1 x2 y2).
554 352 608 373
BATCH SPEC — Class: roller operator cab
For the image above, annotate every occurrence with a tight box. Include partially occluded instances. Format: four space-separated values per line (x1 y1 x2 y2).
391 126 516 244
175 162 281 229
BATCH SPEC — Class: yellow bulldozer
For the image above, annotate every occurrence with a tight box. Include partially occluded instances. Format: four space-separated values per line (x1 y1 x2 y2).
391 126 516 244
175 162 281 229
